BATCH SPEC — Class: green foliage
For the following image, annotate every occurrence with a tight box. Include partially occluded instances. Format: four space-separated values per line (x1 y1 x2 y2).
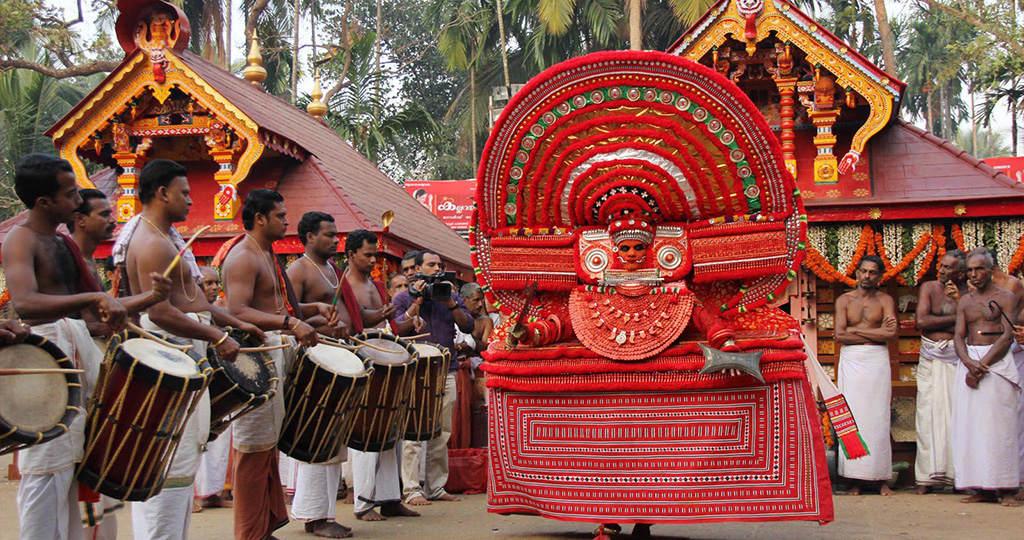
953 126 1012 159
0 42 94 219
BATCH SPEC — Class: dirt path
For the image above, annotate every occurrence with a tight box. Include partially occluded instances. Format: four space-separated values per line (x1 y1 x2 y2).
2 464 1020 540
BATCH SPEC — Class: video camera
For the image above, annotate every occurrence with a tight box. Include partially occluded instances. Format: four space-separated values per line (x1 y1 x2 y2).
409 271 457 302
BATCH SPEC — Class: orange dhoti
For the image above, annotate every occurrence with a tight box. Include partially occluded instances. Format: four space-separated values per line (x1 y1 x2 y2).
231 448 288 540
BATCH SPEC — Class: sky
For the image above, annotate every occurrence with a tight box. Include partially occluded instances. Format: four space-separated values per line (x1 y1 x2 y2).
47 0 1017 153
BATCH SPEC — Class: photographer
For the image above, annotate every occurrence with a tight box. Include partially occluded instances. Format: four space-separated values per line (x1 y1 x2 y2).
393 250 474 505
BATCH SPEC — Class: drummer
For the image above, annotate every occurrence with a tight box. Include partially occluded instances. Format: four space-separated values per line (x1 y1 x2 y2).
284 211 354 538
340 229 422 522
115 159 265 540
219 189 348 540
68 187 174 539
2 153 128 540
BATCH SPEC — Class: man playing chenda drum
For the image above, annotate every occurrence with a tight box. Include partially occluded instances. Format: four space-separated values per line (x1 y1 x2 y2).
220 189 347 540
68 187 173 539
285 211 355 538
116 159 265 540
2 153 128 540
341 230 422 522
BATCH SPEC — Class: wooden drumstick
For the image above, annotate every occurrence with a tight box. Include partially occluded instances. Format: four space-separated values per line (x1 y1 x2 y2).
349 336 399 354
127 322 194 351
0 368 85 376
238 343 291 353
316 336 363 351
405 333 431 340
162 225 212 278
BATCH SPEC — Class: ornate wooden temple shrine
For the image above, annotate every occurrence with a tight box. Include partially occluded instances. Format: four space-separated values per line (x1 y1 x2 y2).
669 0 1023 479
0 0 470 280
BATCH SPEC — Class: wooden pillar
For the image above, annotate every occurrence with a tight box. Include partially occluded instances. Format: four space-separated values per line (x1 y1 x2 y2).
808 108 840 185
113 152 146 222
210 148 239 221
775 77 799 177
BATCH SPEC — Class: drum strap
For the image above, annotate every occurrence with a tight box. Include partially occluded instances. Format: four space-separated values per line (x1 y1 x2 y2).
337 269 389 334
57 232 101 293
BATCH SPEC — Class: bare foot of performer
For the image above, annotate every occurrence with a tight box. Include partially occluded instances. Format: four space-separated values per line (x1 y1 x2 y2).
304 519 353 538
380 502 421 517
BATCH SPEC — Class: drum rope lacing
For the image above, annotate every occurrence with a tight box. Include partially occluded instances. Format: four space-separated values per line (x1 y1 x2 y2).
141 217 198 302
246 234 286 314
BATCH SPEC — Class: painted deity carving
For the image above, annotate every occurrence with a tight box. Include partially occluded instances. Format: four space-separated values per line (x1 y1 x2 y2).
134 10 182 83
112 123 132 154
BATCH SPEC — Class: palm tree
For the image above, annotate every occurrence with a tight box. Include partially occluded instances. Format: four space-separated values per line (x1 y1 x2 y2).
953 126 1011 159
315 32 439 168
869 0 896 75
0 43 94 218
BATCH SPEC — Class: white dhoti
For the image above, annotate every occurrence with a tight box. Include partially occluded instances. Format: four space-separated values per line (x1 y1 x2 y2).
953 345 1022 490
131 314 211 540
1013 342 1024 485
279 453 298 497
291 460 344 522
350 446 403 517
837 344 893 482
915 337 958 485
18 319 101 540
195 430 231 498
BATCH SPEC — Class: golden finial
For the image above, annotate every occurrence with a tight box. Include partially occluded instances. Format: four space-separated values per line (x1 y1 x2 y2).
242 33 267 84
306 71 328 118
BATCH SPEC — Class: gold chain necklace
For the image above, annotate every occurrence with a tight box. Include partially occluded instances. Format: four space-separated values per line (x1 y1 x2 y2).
302 254 339 289
246 233 285 314
140 216 198 302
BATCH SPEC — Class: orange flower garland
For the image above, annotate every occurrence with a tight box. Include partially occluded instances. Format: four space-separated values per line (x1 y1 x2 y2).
805 246 857 286
874 232 905 285
951 224 965 251
0 288 8 310
915 235 939 284
1008 232 1024 275
881 233 932 283
843 225 876 276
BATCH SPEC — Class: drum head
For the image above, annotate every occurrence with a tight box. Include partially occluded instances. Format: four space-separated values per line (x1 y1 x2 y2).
122 339 200 377
359 338 412 365
0 344 68 433
222 351 273 395
307 345 366 376
412 343 443 358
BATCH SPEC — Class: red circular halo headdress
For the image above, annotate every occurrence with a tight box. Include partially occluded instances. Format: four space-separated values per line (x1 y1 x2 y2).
471 51 807 319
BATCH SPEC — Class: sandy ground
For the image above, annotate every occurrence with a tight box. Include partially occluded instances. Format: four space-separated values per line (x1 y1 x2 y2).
2 455 1021 540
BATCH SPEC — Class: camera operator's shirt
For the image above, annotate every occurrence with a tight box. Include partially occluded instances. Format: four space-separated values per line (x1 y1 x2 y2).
393 290 474 372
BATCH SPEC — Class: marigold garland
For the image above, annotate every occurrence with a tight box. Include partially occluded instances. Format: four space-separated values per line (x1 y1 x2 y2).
843 225 875 276
915 226 942 283
882 233 931 283
874 233 907 286
0 288 8 310
933 225 947 269
805 246 856 286
1008 233 1024 276
951 224 965 251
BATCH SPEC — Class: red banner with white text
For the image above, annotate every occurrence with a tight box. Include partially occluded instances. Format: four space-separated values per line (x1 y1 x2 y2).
404 179 476 230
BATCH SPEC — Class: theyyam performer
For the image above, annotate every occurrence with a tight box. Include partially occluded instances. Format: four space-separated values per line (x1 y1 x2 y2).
3 154 128 539
470 50 834 533
115 158 265 539
217 189 347 540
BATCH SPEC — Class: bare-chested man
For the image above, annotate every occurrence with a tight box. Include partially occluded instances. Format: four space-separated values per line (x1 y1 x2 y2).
984 248 1024 500
952 249 1020 507
341 230 421 522
220 189 346 540
285 212 354 538
117 159 264 540
69 187 173 539
3 154 128 539
834 255 897 496
912 249 968 493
